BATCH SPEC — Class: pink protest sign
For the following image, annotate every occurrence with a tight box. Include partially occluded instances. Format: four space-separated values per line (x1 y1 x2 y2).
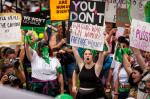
130 19 150 52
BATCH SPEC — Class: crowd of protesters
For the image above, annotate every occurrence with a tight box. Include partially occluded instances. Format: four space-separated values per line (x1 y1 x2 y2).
0 0 150 99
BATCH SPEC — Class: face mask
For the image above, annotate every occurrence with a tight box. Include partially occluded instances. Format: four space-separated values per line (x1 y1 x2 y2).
40 47 50 64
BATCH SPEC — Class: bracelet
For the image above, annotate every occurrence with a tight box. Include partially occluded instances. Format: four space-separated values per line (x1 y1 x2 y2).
114 93 119 95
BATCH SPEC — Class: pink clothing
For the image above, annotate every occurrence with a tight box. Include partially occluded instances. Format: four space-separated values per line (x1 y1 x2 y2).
106 31 120 57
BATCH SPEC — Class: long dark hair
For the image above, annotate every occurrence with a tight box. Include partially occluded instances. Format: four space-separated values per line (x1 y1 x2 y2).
129 66 143 89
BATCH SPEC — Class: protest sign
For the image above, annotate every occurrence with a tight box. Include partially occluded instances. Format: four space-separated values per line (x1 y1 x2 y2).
130 19 150 52
68 1 105 51
0 13 23 45
105 0 128 23
21 11 47 32
116 8 130 27
50 0 70 20
128 0 147 22
43 10 51 25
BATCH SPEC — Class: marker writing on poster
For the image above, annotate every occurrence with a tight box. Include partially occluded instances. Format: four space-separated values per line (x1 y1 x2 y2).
70 1 104 24
70 35 102 48
136 26 150 42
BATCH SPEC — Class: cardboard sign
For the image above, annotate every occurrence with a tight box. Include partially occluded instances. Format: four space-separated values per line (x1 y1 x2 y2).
0 13 23 45
67 1 105 51
105 0 128 23
50 0 70 20
21 11 47 32
129 0 147 22
130 19 150 52
116 8 130 27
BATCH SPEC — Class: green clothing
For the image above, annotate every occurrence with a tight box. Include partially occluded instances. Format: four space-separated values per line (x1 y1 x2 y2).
119 87 130 93
30 81 59 97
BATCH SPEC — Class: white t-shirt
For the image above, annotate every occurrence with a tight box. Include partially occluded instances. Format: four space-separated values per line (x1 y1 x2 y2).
119 67 129 86
31 50 61 81
111 60 121 87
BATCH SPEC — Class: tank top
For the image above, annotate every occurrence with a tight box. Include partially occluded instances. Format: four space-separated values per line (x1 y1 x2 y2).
119 67 129 86
79 65 98 88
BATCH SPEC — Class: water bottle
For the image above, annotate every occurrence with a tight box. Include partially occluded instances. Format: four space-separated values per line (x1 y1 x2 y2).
144 1 150 23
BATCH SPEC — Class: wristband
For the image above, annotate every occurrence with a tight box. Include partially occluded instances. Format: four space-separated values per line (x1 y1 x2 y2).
114 93 119 95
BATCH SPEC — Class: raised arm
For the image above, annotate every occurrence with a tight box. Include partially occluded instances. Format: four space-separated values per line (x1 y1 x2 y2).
15 45 21 57
50 35 66 49
122 54 132 77
104 38 111 59
72 46 84 70
25 31 33 61
106 28 117 43
130 47 146 71
95 51 104 77
19 46 25 63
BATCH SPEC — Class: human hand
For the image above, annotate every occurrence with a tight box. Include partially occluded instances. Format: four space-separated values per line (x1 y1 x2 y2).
0 75 9 84
107 82 111 88
113 94 118 99
110 28 117 35
26 30 33 36
61 38 66 45
125 24 131 34
129 56 135 65
59 50 65 54
72 86 78 95
4 59 10 64
130 46 141 56
62 46 68 52
112 36 117 41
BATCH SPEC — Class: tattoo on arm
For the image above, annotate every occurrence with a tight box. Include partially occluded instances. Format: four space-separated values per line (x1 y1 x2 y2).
30 48 33 55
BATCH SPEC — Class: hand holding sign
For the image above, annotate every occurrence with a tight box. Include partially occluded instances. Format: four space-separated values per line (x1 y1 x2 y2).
68 1 105 51
130 19 150 52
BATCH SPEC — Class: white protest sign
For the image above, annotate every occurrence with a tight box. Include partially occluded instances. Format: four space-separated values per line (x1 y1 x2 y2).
105 0 128 23
130 19 150 52
130 0 147 22
70 22 105 51
0 13 23 45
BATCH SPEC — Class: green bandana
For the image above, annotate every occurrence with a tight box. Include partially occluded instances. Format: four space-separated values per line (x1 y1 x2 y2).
115 47 133 63
55 94 73 99
40 47 50 64
115 46 123 63
0 51 3 53
56 66 63 74
80 48 97 58
123 48 133 55
24 35 31 44
148 98 150 99
25 36 38 50
56 21 62 26
103 44 108 51
31 41 38 50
